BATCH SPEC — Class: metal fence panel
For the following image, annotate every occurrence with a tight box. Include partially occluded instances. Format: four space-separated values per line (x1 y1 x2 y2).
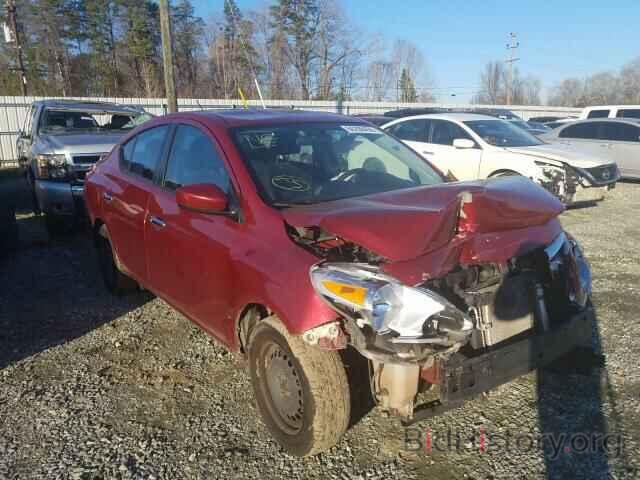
0 96 581 165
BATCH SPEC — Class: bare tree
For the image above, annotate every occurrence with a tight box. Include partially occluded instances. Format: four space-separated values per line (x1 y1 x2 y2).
474 61 505 104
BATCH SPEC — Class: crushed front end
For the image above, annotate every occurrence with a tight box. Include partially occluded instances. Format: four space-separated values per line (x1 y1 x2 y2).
305 230 594 423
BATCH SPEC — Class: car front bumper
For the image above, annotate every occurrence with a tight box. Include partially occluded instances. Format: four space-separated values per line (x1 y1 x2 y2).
404 306 594 424
35 180 84 216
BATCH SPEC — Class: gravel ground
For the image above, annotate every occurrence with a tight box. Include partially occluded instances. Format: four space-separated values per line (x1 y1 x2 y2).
1 174 639 480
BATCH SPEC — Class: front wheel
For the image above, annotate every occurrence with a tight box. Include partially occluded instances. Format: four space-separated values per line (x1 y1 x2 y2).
248 318 351 456
96 232 138 295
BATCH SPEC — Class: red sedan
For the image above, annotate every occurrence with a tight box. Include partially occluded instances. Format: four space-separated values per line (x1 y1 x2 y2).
85 109 594 456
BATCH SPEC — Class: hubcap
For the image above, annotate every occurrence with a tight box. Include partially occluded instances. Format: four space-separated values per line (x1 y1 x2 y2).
263 342 304 433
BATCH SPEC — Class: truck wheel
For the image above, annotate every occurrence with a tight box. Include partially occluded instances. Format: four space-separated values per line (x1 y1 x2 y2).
248 318 350 456
96 234 137 295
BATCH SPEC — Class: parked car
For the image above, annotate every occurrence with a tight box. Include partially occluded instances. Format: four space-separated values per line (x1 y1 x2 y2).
85 109 595 456
530 115 572 123
540 118 640 179
382 113 619 204
17 100 152 232
512 119 550 136
449 108 549 135
579 105 640 120
383 107 449 118
352 114 389 126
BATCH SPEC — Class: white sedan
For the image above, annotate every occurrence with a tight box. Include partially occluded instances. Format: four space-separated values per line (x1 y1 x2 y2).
382 113 619 205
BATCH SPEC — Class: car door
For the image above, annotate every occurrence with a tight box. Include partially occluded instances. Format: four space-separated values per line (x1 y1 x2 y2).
556 122 607 159
145 122 238 341
599 122 640 178
102 124 171 284
428 120 482 181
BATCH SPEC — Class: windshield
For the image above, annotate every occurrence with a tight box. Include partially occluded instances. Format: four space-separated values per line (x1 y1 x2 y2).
232 123 444 206
464 119 543 147
39 109 150 134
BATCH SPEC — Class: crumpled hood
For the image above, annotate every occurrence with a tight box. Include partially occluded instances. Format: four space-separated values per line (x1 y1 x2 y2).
38 132 126 154
282 176 564 262
505 144 607 168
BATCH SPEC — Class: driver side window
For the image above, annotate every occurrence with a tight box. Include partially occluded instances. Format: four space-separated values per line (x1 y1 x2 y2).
431 120 473 146
163 125 230 192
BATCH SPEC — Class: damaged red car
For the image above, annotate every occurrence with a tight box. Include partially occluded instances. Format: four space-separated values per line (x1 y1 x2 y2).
84 110 594 456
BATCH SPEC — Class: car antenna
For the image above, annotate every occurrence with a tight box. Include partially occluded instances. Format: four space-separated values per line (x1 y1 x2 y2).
224 0 266 109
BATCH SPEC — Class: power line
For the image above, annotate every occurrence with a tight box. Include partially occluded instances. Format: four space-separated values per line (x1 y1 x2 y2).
505 32 520 105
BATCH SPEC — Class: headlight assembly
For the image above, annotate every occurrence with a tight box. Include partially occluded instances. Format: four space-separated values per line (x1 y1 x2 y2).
310 263 473 344
35 154 68 180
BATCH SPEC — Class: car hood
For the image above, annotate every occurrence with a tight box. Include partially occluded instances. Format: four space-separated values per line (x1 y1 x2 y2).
282 176 564 262
38 132 127 154
505 144 607 168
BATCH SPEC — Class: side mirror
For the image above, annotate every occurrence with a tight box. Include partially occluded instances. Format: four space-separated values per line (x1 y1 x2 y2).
176 184 228 214
453 138 475 149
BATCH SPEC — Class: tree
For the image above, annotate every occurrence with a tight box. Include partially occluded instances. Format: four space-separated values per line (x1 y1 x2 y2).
172 0 204 97
269 0 320 99
398 67 416 102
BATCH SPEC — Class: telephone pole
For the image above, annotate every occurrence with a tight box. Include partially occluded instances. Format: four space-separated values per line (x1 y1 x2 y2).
5 0 28 95
505 32 519 105
158 0 177 113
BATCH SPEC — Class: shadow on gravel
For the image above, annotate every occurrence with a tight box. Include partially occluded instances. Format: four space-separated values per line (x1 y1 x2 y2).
537 310 635 479
0 174 153 371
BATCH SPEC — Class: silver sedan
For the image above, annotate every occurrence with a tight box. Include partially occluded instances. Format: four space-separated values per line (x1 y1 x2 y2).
540 118 640 179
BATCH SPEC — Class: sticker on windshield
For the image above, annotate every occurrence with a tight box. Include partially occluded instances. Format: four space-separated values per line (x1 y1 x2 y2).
341 125 380 135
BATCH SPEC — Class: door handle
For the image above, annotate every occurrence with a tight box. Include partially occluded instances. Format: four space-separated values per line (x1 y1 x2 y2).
422 151 434 155
148 216 166 228
103 192 113 202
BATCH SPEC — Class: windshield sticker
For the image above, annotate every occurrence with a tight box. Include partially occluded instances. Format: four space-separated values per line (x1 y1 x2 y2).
341 125 380 135
271 175 311 192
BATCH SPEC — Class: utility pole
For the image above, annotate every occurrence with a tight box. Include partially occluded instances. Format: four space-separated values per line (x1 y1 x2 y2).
5 0 28 95
159 0 177 113
505 32 519 105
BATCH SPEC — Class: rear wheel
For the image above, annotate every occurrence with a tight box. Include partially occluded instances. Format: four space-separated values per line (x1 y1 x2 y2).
248 318 350 456
96 231 137 295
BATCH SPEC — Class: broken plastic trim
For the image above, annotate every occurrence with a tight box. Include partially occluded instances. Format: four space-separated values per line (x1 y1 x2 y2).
309 263 473 344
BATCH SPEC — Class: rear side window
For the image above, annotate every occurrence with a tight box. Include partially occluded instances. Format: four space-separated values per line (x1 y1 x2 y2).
587 109 609 118
559 123 599 139
128 126 169 180
120 137 136 171
387 119 429 142
599 123 640 142
616 109 640 119
164 125 230 192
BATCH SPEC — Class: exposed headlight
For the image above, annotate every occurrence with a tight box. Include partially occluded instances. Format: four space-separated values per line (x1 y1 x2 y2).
310 263 473 343
534 160 565 179
35 154 68 180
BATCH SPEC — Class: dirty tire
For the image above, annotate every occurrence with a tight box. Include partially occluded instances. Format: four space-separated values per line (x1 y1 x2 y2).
248 317 350 457
96 234 137 295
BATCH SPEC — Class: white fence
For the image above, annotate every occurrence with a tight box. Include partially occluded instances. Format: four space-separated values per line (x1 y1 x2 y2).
0 95 581 165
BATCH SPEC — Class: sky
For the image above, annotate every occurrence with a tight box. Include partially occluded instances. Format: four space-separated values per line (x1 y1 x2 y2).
191 0 640 102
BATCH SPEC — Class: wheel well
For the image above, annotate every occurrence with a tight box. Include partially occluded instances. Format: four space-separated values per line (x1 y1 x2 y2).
237 304 270 354
93 219 106 246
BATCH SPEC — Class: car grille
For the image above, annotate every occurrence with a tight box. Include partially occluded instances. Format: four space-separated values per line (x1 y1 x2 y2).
72 154 102 165
585 164 618 184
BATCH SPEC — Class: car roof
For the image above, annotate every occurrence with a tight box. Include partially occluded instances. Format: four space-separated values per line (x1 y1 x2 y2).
168 108 364 128
583 105 640 110
34 99 145 114
385 112 498 123
563 117 640 126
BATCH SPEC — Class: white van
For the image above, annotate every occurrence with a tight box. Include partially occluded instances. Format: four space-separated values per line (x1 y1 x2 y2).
579 105 640 120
